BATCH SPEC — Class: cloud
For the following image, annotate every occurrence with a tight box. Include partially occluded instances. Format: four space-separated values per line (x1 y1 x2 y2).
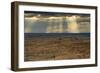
24 13 90 33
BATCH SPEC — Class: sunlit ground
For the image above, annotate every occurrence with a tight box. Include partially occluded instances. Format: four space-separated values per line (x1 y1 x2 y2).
24 33 90 61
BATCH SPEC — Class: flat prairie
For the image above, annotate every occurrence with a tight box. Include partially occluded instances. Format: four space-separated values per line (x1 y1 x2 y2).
24 33 90 61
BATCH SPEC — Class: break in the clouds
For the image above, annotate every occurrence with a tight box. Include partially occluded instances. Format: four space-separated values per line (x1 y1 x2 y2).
24 11 90 33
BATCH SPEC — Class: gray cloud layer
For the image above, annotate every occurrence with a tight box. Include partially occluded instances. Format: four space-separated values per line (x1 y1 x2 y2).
24 13 90 33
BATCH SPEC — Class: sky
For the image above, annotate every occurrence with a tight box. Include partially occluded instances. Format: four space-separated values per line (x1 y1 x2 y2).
24 11 90 33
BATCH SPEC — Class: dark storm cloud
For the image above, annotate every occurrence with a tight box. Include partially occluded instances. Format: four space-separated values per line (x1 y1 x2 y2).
24 11 90 18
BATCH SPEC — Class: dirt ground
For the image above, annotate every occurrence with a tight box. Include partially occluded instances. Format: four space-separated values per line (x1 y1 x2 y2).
24 34 90 61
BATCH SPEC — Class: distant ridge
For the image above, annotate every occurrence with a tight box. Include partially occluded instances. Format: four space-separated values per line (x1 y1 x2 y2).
24 33 90 38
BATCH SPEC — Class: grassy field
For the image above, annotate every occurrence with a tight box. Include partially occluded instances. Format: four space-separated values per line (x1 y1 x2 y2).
24 33 90 61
